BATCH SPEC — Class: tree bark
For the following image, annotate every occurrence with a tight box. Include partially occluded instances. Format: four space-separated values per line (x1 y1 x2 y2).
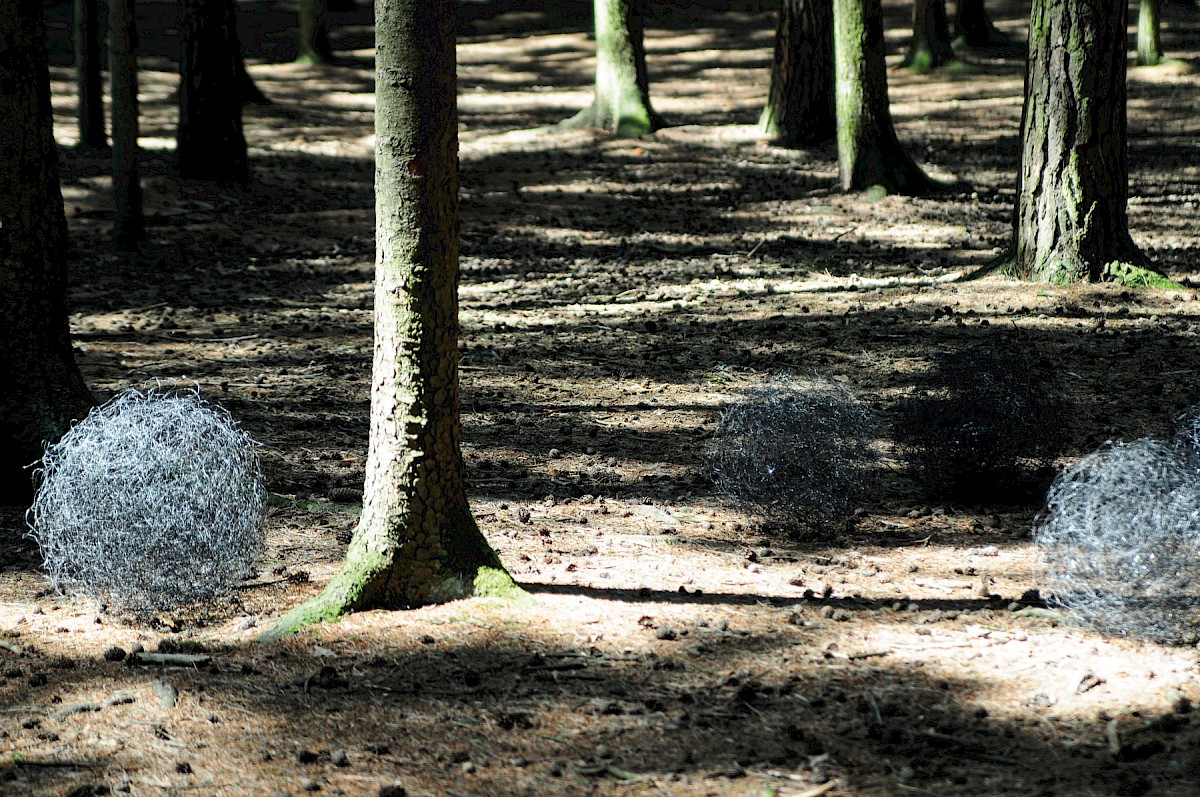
833 0 935 194
74 0 105 147
759 0 834 147
297 0 335 65
1136 0 1164 66
902 0 956 71
177 0 248 181
1004 0 1156 284
264 0 514 639
0 2 94 504
110 0 144 244
953 0 1011 47
558 0 664 136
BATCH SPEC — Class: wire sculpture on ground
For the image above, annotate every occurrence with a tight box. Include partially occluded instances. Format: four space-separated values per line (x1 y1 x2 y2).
707 375 877 538
895 346 1066 503
27 385 266 616
1033 437 1200 644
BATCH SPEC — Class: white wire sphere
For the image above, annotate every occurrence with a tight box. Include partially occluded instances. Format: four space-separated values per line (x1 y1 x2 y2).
27 387 266 615
1034 438 1200 643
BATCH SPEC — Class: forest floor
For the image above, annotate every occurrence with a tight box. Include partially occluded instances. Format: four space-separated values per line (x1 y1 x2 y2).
5 1 1200 795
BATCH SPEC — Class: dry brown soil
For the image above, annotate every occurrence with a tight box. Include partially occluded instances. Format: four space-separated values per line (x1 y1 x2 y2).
5 1 1200 795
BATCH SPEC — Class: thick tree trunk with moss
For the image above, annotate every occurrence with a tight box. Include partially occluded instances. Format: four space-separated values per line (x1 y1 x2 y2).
559 0 664 136
954 0 1011 47
110 0 144 244
74 0 105 147
297 0 335 65
759 0 834 147
0 2 94 504
178 0 248 181
834 0 934 194
902 0 956 70
264 0 513 639
1137 0 1164 66
1003 0 1154 284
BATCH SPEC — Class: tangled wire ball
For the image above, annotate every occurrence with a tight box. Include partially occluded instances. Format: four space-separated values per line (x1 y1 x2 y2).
27 387 265 616
707 376 876 536
895 346 1065 503
1033 438 1200 644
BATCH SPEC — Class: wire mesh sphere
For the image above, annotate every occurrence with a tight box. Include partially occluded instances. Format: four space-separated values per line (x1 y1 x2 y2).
895 346 1065 503
27 386 266 616
1033 438 1200 644
707 375 877 536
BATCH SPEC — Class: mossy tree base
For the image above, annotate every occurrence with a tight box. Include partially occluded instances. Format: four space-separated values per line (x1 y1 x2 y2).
563 0 663 137
556 101 665 137
834 0 937 196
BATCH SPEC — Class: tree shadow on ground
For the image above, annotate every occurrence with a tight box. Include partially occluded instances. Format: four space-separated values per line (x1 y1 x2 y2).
3 593 1196 796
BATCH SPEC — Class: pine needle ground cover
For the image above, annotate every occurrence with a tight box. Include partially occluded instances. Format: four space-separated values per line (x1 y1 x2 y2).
3 2 1200 796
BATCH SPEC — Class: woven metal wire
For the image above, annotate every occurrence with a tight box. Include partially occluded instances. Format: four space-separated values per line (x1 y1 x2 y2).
26 386 265 616
707 375 877 536
1034 438 1200 644
896 346 1065 502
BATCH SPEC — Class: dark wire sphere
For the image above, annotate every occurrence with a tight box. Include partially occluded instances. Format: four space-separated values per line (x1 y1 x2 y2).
707 376 877 537
27 386 266 616
1034 437 1200 644
895 346 1066 503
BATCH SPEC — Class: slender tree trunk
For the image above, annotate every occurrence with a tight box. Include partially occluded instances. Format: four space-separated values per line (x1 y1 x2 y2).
1004 0 1157 284
0 2 94 504
558 0 664 136
833 0 934 194
1137 0 1164 66
902 0 956 70
178 0 248 181
264 0 513 638
233 0 271 106
297 0 335 65
74 0 105 147
110 0 144 244
759 0 834 147
953 0 1010 47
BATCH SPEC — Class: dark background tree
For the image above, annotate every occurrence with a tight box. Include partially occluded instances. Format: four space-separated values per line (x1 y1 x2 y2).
833 0 936 194
954 0 1012 47
759 0 834 147
177 0 249 181
110 0 144 243
1002 0 1162 284
266 0 513 638
902 0 957 70
74 0 105 147
558 0 664 135
297 0 335 65
0 1 93 505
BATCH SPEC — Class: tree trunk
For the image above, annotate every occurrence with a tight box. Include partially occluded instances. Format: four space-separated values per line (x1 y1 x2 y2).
297 0 335 65
177 0 248 181
74 0 105 147
1004 0 1157 284
264 0 513 638
558 0 664 136
1137 0 1164 66
902 0 956 71
833 0 934 194
953 0 1010 47
233 0 271 107
110 0 144 244
0 1 94 505
759 0 834 147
